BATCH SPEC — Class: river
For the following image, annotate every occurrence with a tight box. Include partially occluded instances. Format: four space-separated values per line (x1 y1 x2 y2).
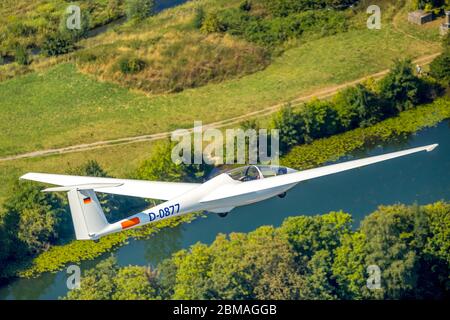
1 120 449 300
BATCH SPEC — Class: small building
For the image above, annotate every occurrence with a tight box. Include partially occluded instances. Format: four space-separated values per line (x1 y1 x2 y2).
408 10 434 25
440 11 450 36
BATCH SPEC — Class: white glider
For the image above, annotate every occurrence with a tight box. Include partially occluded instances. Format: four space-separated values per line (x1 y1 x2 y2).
20 144 438 241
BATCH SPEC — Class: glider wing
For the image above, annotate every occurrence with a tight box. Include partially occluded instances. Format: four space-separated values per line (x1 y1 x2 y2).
201 144 438 202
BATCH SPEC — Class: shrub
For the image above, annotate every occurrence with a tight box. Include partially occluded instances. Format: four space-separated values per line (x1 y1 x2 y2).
333 84 383 129
126 0 155 21
201 13 224 33
41 33 75 57
271 104 305 153
215 8 348 46
239 0 252 11
379 59 424 112
7 22 37 37
430 52 450 86
14 45 30 66
300 100 342 142
193 7 205 29
117 56 147 74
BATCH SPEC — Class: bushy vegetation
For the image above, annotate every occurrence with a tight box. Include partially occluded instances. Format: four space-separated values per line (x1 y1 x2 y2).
200 0 355 47
411 0 450 13
430 34 450 87
14 45 31 65
0 0 125 58
65 256 160 300
64 201 450 300
272 59 440 154
117 56 147 74
125 0 155 21
41 33 76 57
77 31 271 93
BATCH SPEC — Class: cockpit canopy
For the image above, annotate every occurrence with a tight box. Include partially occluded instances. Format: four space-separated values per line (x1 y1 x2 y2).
226 165 295 182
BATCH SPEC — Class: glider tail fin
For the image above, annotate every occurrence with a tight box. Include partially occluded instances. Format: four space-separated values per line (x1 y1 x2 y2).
66 189 109 240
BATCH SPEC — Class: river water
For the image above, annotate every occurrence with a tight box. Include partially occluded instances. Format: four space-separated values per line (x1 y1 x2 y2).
1 120 449 300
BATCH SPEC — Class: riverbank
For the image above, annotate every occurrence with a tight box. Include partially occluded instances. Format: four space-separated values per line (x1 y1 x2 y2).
12 97 450 279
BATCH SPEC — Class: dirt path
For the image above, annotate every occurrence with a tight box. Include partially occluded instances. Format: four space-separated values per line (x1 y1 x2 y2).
0 53 441 163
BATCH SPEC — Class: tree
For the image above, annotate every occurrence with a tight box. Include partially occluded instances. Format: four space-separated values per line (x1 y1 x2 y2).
113 266 160 300
135 141 212 183
2 180 66 254
332 232 367 299
358 204 450 299
430 52 450 86
208 228 303 300
117 56 147 74
271 104 304 153
280 211 352 260
333 84 383 129
301 250 337 299
172 244 214 299
61 202 450 300
67 159 108 177
193 7 205 29
379 59 423 113
299 100 342 143
157 258 178 299
66 255 118 300
126 0 155 21
66 255 162 300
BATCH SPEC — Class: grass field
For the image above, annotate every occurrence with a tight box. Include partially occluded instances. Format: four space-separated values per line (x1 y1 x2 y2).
0 24 440 157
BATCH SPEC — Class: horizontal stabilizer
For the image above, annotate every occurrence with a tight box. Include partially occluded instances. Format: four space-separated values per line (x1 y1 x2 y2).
20 172 200 200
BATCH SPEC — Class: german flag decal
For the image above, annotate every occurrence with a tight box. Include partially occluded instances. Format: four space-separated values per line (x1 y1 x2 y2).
121 217 140 229
83 197 92 204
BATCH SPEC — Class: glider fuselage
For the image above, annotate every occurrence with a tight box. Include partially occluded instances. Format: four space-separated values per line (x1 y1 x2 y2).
99 172 297 238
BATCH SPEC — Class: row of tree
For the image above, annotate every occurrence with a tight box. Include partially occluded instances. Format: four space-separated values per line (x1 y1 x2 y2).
273 59 442 154
65 201 450 300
